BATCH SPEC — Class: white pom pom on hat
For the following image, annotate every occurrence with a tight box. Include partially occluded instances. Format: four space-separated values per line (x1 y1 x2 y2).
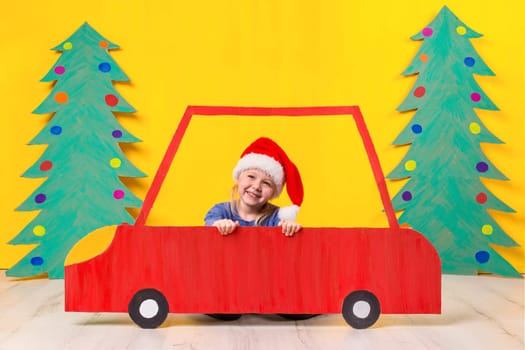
232 137 303 221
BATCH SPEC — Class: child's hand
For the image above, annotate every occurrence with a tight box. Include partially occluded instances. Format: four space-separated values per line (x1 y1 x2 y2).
213 219 240 235
278 220 302 237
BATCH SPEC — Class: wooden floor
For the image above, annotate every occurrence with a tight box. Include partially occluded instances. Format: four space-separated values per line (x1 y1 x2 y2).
0 271 523 350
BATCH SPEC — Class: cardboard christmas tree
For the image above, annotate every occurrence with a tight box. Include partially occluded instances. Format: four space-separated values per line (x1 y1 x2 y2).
388 6 520 277
7 23 145 279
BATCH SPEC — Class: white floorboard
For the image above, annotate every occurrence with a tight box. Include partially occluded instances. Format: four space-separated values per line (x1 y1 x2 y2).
0 271 523 350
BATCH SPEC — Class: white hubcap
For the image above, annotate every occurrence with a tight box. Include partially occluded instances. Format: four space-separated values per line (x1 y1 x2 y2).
353 300 371 319
139 299 159 319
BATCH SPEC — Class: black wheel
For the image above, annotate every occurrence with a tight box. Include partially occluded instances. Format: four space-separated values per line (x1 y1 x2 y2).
341 290 380 329
128 289 169 329
277 314 319 320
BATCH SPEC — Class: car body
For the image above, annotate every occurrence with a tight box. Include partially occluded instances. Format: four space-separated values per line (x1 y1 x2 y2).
65 106 441 328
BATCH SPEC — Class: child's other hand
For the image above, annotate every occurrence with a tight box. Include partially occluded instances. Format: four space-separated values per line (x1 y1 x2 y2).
213 219 240 235
278 220 302 237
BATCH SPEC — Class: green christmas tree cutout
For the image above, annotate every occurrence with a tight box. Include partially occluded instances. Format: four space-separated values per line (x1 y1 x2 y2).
388 6 521 277
7 22 145 279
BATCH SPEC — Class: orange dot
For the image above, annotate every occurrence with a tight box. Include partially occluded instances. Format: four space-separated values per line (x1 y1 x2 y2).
99 41 109 48
54 91 68 104
419 53 429 62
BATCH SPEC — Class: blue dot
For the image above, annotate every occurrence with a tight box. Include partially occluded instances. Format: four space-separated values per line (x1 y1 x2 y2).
464 57 475 67
112 130 122 138
411 124 423 134
50 126 62 135
30 257 44 266
98 62 111 73
402 191 412 201
475 251 490 264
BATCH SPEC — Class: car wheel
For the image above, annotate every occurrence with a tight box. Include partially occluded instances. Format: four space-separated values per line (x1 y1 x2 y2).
341 290 380 329
128 288 169 329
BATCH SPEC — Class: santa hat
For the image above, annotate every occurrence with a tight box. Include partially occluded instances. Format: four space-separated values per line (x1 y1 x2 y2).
232 137 303 221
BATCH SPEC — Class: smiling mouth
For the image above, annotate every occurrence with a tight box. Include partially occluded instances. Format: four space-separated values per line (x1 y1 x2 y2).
245 191 261 199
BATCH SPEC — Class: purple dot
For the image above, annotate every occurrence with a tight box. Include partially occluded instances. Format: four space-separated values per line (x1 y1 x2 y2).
112 130 123 138
30 257 44 266
54 66 65 75
464 57 475 67
422 27 433 37
35 193 47 204
476 162 488 173
113 189 125 200
475 251 490 264
471 92 481 102
402 191 413 201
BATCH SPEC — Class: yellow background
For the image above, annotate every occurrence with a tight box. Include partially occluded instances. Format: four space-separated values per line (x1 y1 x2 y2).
1 0 523 272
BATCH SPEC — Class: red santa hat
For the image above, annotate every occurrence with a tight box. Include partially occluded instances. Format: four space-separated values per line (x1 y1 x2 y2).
232 137 303 221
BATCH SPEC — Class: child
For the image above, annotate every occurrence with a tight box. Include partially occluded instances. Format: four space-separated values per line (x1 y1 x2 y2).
205 137 304 236
204 137 316 321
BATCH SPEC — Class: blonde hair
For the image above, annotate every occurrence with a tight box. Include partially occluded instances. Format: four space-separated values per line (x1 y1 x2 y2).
229 184 276 225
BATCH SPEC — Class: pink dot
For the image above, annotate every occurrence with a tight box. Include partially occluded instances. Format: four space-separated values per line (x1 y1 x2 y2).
471 92 481 102
54 66 65 75
113 189 125 200
422 27 433 37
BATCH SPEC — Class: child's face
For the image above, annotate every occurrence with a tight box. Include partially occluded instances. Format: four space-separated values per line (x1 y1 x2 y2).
236 169 277 208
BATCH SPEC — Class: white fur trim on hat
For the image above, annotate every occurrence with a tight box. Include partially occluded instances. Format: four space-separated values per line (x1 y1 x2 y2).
233 153 285 194
278 205 300 222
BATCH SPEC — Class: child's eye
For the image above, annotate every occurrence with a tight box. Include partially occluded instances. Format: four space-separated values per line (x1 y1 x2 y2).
247 174 255 179
263 181 271 186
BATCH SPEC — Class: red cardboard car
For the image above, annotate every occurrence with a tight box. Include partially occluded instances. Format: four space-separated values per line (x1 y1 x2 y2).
65 106 441 329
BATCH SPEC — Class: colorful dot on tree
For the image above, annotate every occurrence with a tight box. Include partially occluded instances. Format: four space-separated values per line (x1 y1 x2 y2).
54 92 68 104
405 160 417 171
35 193 46 204
54 66 66 75
99 62 111 73
481 224 493 235
475 250 490 264
105 94 119 107
112 130 123 138
110 158 122 168
469 122 481 134
411 124 423 134
113 189 125 200
402 191 412 201
39 160 53 171
30 257 44 266
471 92 481 102
33 225 46 237
476 192 487 204
419 53 429 62
456 26 467 35
422 27 433 37
50 126 62 135
63 42 73 50
413 86 426 98
476 162 488 173
464 57 475 67
99 41 109 48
